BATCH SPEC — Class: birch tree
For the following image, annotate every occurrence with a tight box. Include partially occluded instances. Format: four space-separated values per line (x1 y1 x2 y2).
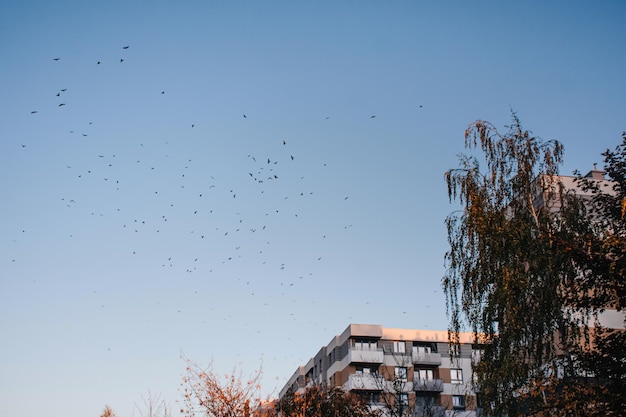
443 115 624 416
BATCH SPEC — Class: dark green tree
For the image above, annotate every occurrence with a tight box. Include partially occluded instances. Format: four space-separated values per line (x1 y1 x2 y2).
443 115 625 416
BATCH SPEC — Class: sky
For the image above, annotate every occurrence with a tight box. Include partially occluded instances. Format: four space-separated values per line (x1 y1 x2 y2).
1 1 625 416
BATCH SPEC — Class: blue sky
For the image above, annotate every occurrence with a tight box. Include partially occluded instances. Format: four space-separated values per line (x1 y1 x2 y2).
1 1 625 416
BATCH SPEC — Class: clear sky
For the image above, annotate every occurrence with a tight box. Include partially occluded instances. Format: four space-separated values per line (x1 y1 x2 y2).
1 1 625 416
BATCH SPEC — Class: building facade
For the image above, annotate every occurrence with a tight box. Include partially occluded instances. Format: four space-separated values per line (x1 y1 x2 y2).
279 324 481 417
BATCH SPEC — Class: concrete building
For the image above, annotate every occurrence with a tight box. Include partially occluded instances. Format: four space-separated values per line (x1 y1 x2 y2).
279 324 481 417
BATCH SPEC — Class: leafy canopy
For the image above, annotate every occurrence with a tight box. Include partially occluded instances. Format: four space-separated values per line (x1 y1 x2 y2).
444 115 625 416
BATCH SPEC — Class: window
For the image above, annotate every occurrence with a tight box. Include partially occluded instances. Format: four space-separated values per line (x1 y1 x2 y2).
395 366 408 380
415 395 437 408
393 341 406 353
356 365 377 375
452 395 465 409
359 391 380 404
397 393 409 407
413 344 432 355
354 339 376 350
449 344 460 357
450 368 463 384
417 369 434 381
396 393 409 415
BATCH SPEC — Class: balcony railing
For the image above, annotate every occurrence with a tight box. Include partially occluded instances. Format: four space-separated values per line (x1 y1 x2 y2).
412 352 442 365
348 347 384 363
384 379 413 393
413 378 444 392
343 374 384 391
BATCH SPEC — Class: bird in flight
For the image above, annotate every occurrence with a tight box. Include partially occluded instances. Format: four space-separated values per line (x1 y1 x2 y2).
58 103 66 107
243 114 247 118
30 110 38 114
53 58 60 61
122 45 129 49
370 115 376 118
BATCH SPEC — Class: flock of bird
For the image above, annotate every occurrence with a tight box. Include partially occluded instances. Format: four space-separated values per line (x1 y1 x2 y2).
16 44 374 334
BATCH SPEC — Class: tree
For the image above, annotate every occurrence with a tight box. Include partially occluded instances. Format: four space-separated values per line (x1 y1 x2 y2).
443 115 625 416
551 133 626 416
134 391 171 417
100 405 117 417
277 384 375 417
179 356 266 417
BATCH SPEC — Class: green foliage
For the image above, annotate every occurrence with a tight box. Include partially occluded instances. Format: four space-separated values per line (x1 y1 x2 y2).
444 116 625 416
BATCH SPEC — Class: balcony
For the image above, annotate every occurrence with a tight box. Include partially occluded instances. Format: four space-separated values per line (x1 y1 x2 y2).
412 352 442 365
384 379 413 393
343 374 384 391
413 379 444 392
348 347 384 363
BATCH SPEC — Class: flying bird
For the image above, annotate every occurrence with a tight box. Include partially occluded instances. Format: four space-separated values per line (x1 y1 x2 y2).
122 45 129 49
30 110 37 114
53 58 60 61
58 103 66 107
370 115 376 118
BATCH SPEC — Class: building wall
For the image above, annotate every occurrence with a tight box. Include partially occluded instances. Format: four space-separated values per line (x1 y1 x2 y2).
279 324 480 416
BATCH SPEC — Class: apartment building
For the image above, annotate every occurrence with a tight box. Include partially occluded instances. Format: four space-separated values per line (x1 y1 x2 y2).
279 324 481 417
